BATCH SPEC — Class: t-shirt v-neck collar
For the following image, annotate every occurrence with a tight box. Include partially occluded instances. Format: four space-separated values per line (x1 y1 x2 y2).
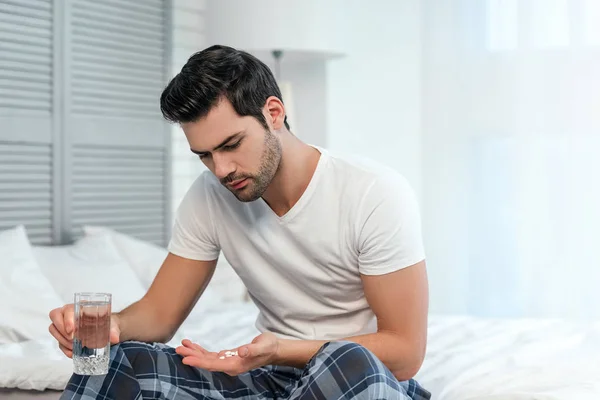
260 146 328 224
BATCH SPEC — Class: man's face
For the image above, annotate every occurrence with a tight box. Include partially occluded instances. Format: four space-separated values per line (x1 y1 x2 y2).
182 99 282 202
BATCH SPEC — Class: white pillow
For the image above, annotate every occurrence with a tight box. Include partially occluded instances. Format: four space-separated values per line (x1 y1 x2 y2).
83 226 167 289
82 226 228 305
33 234 147 312
0 226 63 343
82 226 249 308
210 258 250 303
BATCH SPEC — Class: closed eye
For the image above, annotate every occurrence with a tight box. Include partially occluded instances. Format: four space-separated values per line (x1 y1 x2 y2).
222 139 242 151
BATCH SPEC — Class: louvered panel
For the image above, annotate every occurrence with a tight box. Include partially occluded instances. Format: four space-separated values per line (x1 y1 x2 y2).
70 43 162 69
0 98 50 112
1 60 51 74
0 21 51 43
73 193 164 206
73 181 164 192
71 144 166 244
0 69 51 84
70 118 165 147
75 145 164 159
72 214 164 226
0 88 52 103
0 141 52 155
76 0 163 27
0 9 51 29
73 69 162 87
72 60 163 83
74 150 163 164
95 0 163 14
73 199 164 209
2 181 52 192
66 0 169 245
1 214 52 227
0 141 52 244
73 174 161 184
1 0 51 10
72 25 163 53
71 10 162 40
72 79 161 98
70 0 165 119
71 106 158 120
0 26 51 47
72 5 163 37
0 38 52 58
74 163 163 175
0 162 53 174
0 2 51 20
72 36 163 61
0 0 52 122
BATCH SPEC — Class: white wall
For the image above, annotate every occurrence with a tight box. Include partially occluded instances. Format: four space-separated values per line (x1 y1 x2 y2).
170 0 208 214
326 0 423 200
258 57 328 147
420 0 600 319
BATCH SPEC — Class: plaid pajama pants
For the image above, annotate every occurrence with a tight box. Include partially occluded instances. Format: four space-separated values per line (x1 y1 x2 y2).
60 340 430 400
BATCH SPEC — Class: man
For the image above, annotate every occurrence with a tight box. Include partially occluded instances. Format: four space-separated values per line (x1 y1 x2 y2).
49 45 431 400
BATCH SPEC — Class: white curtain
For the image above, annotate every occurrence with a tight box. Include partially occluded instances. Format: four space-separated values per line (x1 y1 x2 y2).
422 0 600 320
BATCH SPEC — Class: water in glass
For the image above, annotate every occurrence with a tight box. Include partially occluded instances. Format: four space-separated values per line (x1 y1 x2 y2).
73 293 111 375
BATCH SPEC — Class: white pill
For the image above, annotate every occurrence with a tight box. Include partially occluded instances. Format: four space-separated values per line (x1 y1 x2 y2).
219 356 225 359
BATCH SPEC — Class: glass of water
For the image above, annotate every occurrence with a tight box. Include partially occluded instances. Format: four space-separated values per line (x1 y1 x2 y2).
73 292 112 375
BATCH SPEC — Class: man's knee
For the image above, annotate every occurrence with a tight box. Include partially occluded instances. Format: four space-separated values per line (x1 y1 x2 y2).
308 341 409 399
314 341 386 376
111 341 168 373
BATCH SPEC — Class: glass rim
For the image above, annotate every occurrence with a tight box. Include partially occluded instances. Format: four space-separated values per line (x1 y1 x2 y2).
74 292 112 298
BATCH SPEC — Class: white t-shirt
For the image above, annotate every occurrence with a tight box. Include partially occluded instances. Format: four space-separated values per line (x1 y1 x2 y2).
168 147 425 340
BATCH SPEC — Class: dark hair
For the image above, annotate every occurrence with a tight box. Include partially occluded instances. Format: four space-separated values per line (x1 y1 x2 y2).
160 45 289 130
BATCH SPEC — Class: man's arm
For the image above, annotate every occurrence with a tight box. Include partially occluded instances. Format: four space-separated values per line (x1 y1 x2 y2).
273 260 428 381
115 253 217 343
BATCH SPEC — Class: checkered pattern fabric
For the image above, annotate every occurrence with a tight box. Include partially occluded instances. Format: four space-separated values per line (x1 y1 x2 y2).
61 341 430 400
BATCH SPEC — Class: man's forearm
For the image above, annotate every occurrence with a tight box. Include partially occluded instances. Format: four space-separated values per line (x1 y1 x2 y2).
274 331 423 381
114 297 177 344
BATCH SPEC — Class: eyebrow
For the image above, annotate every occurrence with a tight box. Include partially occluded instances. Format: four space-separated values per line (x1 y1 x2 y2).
189 132 243 156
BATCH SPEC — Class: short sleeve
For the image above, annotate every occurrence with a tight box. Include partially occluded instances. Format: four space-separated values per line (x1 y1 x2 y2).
357 173 425 275
168 174 221 261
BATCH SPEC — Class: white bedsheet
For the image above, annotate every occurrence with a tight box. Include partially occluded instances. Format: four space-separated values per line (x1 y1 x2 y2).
0 303 260 392
2 305 600 399
415 316 600 399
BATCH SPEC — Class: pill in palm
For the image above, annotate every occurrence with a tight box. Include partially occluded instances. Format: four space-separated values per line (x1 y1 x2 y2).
218 350 238 360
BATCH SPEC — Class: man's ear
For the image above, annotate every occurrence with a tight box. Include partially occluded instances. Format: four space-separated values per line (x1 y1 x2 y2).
264 96 286 130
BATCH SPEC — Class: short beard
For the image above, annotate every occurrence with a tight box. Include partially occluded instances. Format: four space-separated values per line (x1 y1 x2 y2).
226 130 282 202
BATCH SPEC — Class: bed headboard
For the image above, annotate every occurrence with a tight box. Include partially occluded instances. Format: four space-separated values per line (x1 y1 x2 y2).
0 0 173 246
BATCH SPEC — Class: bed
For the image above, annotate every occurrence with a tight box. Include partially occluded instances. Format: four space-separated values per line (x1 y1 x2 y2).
3 305 600 399
2 225 600 400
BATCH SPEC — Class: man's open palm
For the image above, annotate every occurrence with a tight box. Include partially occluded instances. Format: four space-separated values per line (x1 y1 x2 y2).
175 332 279 376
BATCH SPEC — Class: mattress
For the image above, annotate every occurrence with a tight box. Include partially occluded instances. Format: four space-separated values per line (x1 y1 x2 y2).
2 303 600 399
415 316 600 399
0 303 260 397
0 388 61 400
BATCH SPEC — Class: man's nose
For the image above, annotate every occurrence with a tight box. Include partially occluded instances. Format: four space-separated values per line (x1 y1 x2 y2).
212 153 236 181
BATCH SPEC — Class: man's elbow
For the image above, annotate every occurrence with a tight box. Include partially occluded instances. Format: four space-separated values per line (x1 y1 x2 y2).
155 328 176 344
155 319 183 344
393 364 421 382
392 343 426 381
